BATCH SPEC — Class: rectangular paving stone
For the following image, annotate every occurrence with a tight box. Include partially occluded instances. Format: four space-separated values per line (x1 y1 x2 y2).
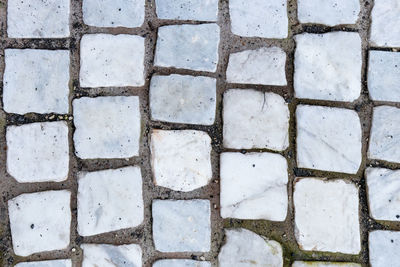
369 230 400 267
150 74 216 125
3 49 70 115
80 34 145 87
16 260 72 267
81 244 142 267
154 24 220 72
155 0 218 21
370 0 400 47
7 0 70 38
368 51 400 102
152 199 211 252
8 190 71 256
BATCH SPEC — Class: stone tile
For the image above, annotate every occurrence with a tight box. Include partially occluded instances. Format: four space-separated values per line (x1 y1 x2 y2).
83 0 144 27
368 106 400 163
7 121 69 183
7 0 70 38
80 34 145 87
220 152 288 221
293 262 361 267
155 0 218 21
368 51 400 102
218 228 283 267
150 130 212 192
3 49 70 114
223 89 289 150
153 259 211 267
8 190 71 256
370 0 400 47
294 32 362 101
296 105 362 174
369 230 400 267
81 243 142 267
73 96 141 159
366 167 400 221
152 199 211 252
297 0 359 26
77 167 143 236
16 260 72 267
294 178 360 254
229 0 288 38
226 47 287 85
150 74 216 125
154 24 220 72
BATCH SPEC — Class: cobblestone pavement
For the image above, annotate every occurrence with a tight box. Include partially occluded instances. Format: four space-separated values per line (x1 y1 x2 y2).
0 0 399 266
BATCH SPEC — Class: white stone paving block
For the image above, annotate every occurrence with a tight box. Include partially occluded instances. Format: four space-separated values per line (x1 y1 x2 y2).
370 0 400 47
153 259 211 267
369 230 400 267
293 262 361 267
155 0 218 21
16 260 72 267
81 243 142 267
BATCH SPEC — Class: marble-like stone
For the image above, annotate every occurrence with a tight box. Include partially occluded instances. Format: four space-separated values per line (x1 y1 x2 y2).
294 178 360 254
229 0 288 38
155 0 218 21
366 167 400 221
154 24 220 72
3 49 70 114
370 0 400 47
152 199 211 252
81 244 142 267
8 190 71 256
7 122 69 183
294 32 362 102
293 262 361 267
226 47 287 85
368 106 400 163
77 167 143 236
223 89 289 150
297 0 360 26
218 228 283 267
83 0 144 27
153 259 211 267
7 0 70 38
16 260 72 267
151 130 212 192
296 105 362 174
80 34 145 87
368 51 400 102
369 230 400 267
220 152 288 221
150 74 216 125
73 96 141 159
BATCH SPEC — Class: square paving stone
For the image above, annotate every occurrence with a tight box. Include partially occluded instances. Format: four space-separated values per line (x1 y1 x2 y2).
226 47 287 86
368 51 400 102
296 105 362 174
229 0 288 38
7 0 70 38
80 34 145 87
8 190 71 256
81 244 142 266
83 0 144 28
154 24 220 72
151 130 212 192
150 74 216 125
153 259 211 267
370 0 400 47
152 199 211 252
369 230 400 267
294 178 360 254
366 167 400 221
220 152 288 221
223 89 289 151
73 96 141 159
293 262 360 267
77 167 143 236
16 260 72 267
294 32 362 102
297 0 360 26
3 49 70 115
368 106 400 163
155 0 218 21
7 121 69 183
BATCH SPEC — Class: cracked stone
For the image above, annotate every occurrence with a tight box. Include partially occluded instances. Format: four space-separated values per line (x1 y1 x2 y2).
370 0 400 47
369 230 400 267
155 0 218 21
81 244 142 267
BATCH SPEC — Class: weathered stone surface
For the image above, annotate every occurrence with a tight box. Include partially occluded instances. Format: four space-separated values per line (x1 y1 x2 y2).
81 244 142 267
16 260 72 267
153 259 211 267
370 0 400 47
369 230 400 267
155 0 218 21
293 262 361 267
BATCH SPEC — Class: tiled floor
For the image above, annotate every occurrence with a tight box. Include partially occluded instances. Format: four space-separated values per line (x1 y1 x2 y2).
0 0 399 266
